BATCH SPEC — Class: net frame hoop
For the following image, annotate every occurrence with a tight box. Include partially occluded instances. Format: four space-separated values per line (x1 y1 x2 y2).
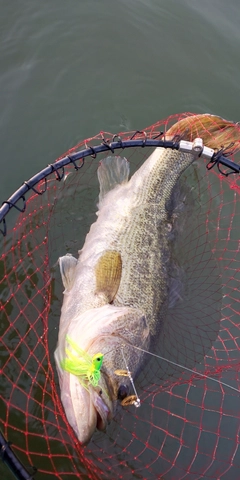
0 136 239 236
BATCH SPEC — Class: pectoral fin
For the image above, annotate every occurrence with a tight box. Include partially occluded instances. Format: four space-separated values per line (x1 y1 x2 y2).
59 254 77 291
97 156 130 206
95 250 122 302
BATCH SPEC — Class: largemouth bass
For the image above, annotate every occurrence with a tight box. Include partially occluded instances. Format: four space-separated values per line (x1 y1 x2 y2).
54 114 240 444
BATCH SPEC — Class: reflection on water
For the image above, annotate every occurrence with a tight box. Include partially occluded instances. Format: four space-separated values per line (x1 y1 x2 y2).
1 0 240 204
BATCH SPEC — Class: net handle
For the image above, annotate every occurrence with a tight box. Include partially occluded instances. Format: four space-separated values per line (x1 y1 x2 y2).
0 431 36 480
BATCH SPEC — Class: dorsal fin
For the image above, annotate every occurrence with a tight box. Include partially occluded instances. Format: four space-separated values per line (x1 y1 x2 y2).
97 156 130 206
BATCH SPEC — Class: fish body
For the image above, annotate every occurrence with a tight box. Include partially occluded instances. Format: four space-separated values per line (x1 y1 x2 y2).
54 114 240 444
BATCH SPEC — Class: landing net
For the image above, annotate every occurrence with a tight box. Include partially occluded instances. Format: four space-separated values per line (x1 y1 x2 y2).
1 112 240 480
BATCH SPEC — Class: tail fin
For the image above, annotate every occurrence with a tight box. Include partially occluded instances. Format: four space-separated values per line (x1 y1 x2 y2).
166 114 240 152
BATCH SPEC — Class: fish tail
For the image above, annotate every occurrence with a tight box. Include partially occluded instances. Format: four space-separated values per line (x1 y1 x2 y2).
166 114 240 152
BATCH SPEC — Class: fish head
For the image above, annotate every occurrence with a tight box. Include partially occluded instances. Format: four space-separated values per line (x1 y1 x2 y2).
89 306 150 408
55 304 150 444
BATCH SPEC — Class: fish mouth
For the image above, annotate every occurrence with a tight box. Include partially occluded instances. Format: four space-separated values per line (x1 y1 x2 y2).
60 371 111 445
92 388 110 432
96 410 106 431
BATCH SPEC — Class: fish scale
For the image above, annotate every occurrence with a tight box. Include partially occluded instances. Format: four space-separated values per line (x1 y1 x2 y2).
77 149 196 387
97 149 196 334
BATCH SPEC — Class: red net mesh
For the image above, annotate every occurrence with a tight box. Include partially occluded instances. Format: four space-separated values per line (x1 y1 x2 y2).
1 112 240 479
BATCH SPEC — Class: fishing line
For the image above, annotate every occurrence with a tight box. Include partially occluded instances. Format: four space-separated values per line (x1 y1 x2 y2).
120 347 141 407
104 344 239 394
122 343 239 394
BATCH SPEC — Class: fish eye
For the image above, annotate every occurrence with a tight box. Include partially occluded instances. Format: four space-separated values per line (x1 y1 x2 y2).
117 384 129 401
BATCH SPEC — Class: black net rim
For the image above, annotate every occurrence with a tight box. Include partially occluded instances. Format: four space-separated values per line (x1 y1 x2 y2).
0 135 239 237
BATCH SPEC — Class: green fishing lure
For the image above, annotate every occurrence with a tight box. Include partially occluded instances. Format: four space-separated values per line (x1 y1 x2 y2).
61 335 103 389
